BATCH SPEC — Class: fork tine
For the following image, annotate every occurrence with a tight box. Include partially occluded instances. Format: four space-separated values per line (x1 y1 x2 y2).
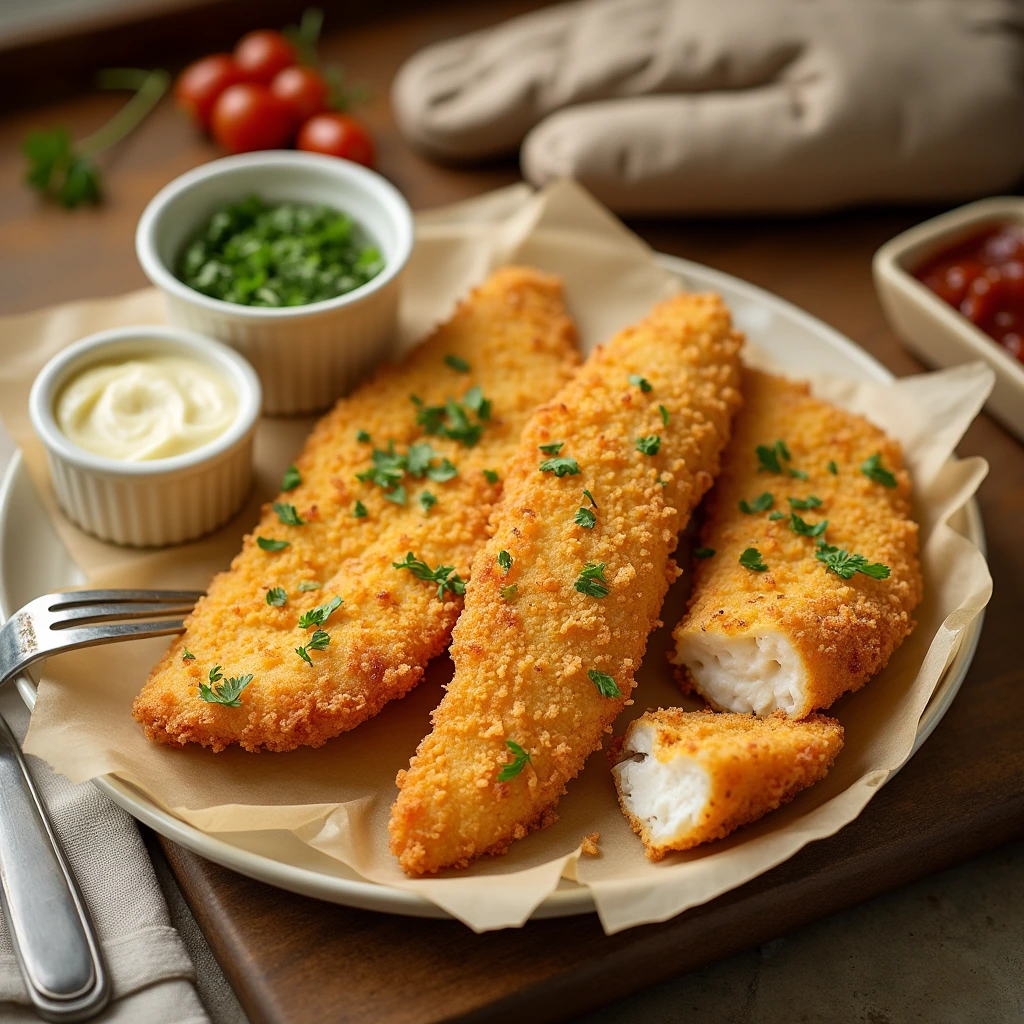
50 620 188 651
46 590 203 610
49 602 199 628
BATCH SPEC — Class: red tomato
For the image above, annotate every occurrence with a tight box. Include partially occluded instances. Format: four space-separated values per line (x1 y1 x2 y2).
270 66 329 123
210 84 295 154
233 30 295 85
296 113 375 167
175 54 244 129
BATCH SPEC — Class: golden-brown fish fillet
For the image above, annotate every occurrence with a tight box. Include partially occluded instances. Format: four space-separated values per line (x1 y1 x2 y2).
613 708 844 859
389 293 743 874
133 267 580 752
671 369 923 719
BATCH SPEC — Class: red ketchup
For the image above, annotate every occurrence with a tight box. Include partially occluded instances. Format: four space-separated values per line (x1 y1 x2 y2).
915 222 1024 364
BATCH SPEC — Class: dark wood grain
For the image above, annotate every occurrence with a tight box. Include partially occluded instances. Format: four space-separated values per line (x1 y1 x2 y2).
2 2 1022 1022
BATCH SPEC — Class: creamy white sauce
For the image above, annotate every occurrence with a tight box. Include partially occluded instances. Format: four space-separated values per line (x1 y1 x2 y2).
55 355 238 461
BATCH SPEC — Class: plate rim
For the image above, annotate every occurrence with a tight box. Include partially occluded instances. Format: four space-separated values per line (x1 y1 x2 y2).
1 252 986 921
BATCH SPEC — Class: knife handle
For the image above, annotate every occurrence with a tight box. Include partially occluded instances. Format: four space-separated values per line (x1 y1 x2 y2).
0 713 109 1021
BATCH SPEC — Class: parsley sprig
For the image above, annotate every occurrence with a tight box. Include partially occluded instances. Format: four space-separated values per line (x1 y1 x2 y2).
539 456 580 477
257 537 289 552
635 435 661 456
281 464 301 491
273 502 305 526
816 544 890 580
298 595 343 629
392 552 466 600
588 669 621 698
739 492 773 514
790 513 829 538
862 453 897 488
739 547 768 572
266 587 287 607
575 561 610 598
295 629 331 666
198 666 253 707
574 507 597 529
498 740 531 781
414 392 489 447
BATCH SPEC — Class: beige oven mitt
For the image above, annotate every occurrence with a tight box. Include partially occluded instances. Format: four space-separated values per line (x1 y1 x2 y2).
392 0 1024 214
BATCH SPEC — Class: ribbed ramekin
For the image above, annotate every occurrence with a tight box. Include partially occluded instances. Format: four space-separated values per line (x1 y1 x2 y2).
135 151 414 415
28 326 262 548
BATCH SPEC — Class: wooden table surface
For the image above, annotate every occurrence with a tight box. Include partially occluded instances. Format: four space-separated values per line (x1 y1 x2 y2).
2 3 1023 1022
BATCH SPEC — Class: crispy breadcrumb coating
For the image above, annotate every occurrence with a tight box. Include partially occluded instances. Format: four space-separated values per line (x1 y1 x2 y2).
389 293 743 874
613 708 844 859
671 369 923 719
133 267 580 752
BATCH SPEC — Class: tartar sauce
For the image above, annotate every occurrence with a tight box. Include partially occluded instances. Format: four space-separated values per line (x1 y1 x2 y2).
55 355 238 461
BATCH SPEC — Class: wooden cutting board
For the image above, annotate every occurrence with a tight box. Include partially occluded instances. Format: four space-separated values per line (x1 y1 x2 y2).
1 2 1022 1021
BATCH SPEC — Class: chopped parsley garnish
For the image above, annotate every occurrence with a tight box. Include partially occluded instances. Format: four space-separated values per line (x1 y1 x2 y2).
693 547 716 559
298 595 343 629
416 395 485 447
392 552 466 600
739 547 768 572
539 442 564 455
628 374 652 393
500 583 518 601
816 544 890 580
273 502 305 526
539 456 580 477
444 353 470 373
497 550 512 574
659 404 670 426
359 440 457 500
356 442 405 491
582 489 597 508
575 507 597 529
298 580 321 592
588 669 621 698
405 441 437 477
790 513 828 538
739 492 773 514
182 649 195 661
828 460 839 475
757 440 790 474
353 500 368 518
574 561 610 598
266 586 287 607
498 739 531 781
281 464 301 491
257 537 289 552
295 629 330 666
788 495 823 509
463 385 491 420
427 459 458 483
483 469 499 484
769 511 787 521
861 453 897 488
198 667 252 707
419 491 437 514
356 430 371 443
635 435 661 456
787 468 809 480
383 485 407 505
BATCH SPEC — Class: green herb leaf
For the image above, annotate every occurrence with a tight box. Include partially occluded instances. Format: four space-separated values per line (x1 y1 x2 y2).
828 460 838 475
182 649 195 661
298 580 321 591
419 491 437 514
273 502 305 526
635 435 661 456
483 469 499 484
405 441 437 477
756 440 791 474
739 547 768 572
497 550 512 574
539 456 580 477
588 669 621 698
353 500 368 518
628 374 652 393
208 665 223 684
500 583 518 601
739 492 774 514
198 671 253 707
295 645 313 667
574 561 610 598
538 442 564 455
295 628 331 666
266 586 287 607
693 547 716 559
444 353 470 373
463 385 491 421
583 489 597 508
574 507 597 529
426 458 458 483
281 464 301 491
861 452 897 488
788 495 823 509
659 404 670 426
790 513 829 538
257 537 289 552
356 430 371 443
787 468 809 480
298 595 343 629
498 739 531 781
815 544 891 580
769 511 787 521
383 485 407 505
392 552 467 600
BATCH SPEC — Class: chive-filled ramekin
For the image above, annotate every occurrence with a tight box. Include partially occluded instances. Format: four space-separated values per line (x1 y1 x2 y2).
136 151 414 415
29 326 261 547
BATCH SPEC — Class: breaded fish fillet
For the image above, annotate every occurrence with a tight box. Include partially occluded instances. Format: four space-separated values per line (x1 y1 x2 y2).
612 708 844 859
133 267 580 752
389 293 743 874
671 369 923 719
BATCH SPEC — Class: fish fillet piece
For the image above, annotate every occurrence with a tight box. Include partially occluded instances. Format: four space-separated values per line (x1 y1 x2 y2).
612 708 844 859
389 292 744 874
133 267 580 752
671 369 923 719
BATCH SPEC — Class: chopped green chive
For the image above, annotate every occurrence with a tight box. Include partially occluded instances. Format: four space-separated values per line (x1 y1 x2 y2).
693 547 716 559
498 739 531 781
739 492 774 514
281 464 301 491
659 404 670 426
628 374 652 393
635 435 661 456
574 561 610 598
588 669 621 698
353 500 368 518
444 354 470 373
266 586 287 607
739 547 768 572
539 456 580 477
257 537 289 552
861 453 897 488
273 502 305 526
574 507 597 529
298 596 343 629
392 552 466 601
497 550 512 574
483 469 499 484
539 442 564 455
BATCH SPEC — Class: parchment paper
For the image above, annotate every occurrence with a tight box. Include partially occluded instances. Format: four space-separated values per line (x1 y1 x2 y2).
1 180 994 934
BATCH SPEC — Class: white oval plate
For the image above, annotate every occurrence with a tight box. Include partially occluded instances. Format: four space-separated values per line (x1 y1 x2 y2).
0 255 985 921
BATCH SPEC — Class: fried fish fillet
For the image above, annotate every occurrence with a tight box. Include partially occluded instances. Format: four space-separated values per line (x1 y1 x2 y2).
671 369 923 719
133 267 580 752
389 293 743 874
612 708 844 859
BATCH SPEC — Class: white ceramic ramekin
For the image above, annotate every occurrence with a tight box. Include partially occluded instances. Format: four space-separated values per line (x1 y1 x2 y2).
873 196 1024 441
29 326 262 547
135 151 414 415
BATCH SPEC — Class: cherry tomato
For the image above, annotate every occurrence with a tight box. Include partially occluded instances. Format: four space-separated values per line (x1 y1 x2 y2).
211 83 295 154
270 66 329 123
296 113 375 167
233 30 295 85
175 54 244 129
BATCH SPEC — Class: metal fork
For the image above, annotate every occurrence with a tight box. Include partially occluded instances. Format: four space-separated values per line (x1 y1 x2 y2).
0 589 200 1022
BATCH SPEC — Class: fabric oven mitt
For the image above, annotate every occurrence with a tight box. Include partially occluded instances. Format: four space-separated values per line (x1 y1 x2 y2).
392 0 1024 214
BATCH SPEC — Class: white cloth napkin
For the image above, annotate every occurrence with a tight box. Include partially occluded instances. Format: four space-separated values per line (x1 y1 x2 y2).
0 421 210 1024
